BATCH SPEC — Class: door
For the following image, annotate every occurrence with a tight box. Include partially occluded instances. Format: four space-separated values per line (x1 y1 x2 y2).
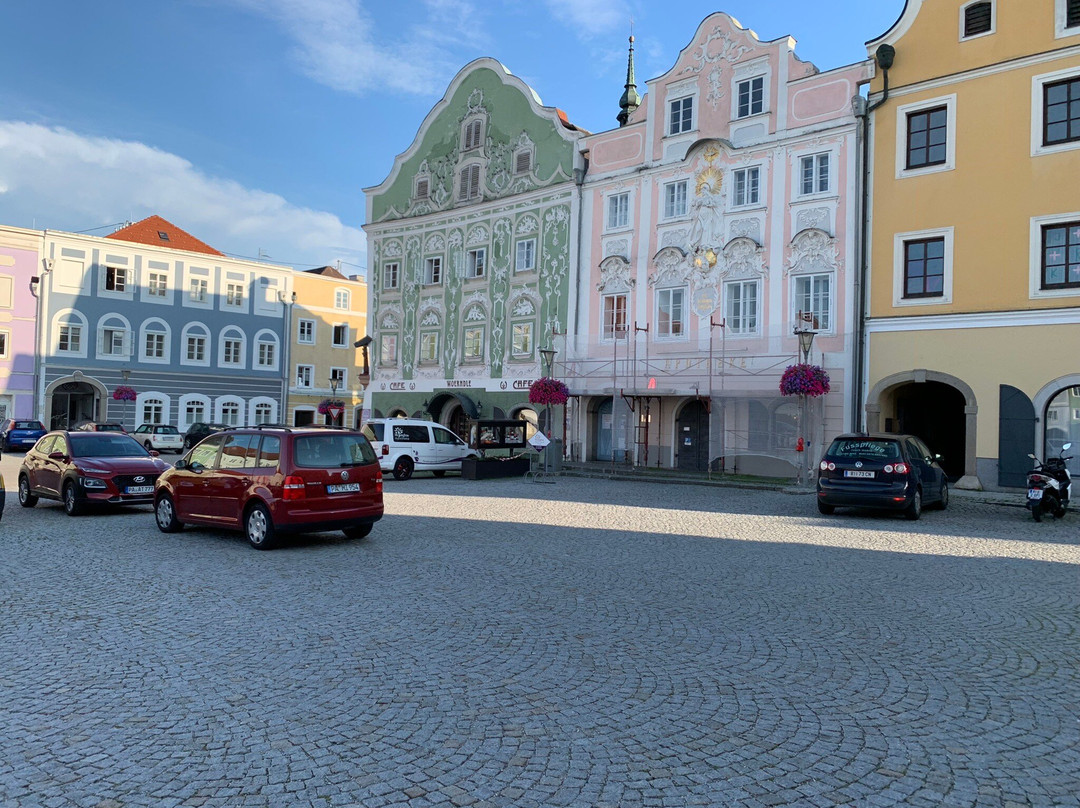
998 385 1035 488
907 436 944 501
595 399 613 461
206 434 258 523
432 425 471 466
676 400 709 472
175 434 224 521
33 435 63 497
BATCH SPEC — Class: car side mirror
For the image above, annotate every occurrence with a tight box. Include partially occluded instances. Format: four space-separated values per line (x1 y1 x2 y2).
174 459 188 470
934 454 942 462
190 461 205 474
1028 453 1038 460
1064 442 1073 452
48 451 67 461
149 449 160 457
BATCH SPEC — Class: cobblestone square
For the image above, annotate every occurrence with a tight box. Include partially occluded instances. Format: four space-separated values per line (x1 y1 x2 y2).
2 463 1078 807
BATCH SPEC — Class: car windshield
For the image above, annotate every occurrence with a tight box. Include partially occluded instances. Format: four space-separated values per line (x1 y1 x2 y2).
69 433 150 458
828 439 902 461
294 434 377 468
98 424 125 432
15 421 44 430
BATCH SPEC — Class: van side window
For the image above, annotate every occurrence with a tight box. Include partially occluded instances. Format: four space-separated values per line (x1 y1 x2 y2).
433 427 460 445
220 434 258 469
189 435 224 469
256 436 281 468
392 424 430 442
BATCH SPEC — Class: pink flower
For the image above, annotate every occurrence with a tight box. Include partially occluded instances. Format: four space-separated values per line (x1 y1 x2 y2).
112 385 137 402
317 398 345 414
779 364 831 397
528 377 569 406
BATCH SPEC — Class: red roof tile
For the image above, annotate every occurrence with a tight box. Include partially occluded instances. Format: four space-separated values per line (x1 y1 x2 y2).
106 215 225 256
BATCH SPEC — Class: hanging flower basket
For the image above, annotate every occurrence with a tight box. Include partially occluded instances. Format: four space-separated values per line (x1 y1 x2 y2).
528 377 569 406
112 385 137 402
317 398 345 415
779 364 831 397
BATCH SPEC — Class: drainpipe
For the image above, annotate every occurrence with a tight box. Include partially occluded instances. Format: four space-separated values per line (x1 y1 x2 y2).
851 44 894 434
31 252 53 422
280 289 296 424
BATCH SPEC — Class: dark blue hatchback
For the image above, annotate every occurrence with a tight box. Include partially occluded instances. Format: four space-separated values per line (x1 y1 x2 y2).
1 419 47 452
816 433 949 520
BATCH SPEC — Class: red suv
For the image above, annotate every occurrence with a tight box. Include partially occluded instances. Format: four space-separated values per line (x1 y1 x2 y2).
153 426 383 549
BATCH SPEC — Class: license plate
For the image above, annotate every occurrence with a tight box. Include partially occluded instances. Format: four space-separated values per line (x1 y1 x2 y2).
21 438 35 444
126 485 154 495
844 470 875 479
327 482 361 494
1028 488 1043 500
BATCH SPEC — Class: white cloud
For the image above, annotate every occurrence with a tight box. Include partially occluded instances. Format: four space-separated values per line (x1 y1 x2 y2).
227 0 488 96
542 0 629 38
0 121 365 271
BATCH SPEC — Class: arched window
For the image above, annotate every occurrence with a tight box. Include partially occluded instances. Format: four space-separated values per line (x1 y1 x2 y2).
218 326 246 368
136 391 170 427
52 309 88 357
248 397 277 425
95 313 132 360
139 318 171 363
216 397 244 426
180 322 211 367
178 394 211 432
253 329 279 371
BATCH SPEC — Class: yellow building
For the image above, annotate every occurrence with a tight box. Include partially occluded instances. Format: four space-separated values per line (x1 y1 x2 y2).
863 0 1080 489
286 267 369 428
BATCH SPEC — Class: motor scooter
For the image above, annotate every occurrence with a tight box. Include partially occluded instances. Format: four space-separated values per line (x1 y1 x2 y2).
1027 442 1073 522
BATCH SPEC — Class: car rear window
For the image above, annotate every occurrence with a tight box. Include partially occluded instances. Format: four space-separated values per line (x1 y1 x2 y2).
155 426 180 434
293 434 377 468
15 421 44 430
70 434 149 458
828 439 902 461
361 423 384 442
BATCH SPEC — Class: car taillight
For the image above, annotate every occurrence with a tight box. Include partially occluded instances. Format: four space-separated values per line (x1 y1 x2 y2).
818 461 836 471
283 475 306 500
381 444 389 456
375 470 383 494
884 462 909 475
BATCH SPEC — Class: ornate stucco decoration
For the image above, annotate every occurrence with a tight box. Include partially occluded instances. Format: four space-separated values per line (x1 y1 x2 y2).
649 247 690 288
729 218 762 244
466 225 489 246
384 240 403 259
418 298 444 327
508 287 542 317
722 237 765 280
795 207 832 236
604 238 629 259
661 229 690 250
597 255 634 293
516 214 539 235
466 88 486 117
425 233 446 252
462 290 489 318
680 23 753 76
378 302 404 331
787 228 839 275
689 144 725 257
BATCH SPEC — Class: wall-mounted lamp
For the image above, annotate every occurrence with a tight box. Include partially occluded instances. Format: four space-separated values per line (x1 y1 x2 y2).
354 335 373 380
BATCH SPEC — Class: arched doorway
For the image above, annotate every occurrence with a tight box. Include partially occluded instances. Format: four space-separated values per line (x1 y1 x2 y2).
47 376 107 430
1043 386 1080 476
676 399 709 472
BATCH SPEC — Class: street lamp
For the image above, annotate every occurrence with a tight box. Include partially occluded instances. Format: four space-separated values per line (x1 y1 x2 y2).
793 321 817 486
795 326 816 364
121 369 131 429
329 375 341 425
539 347 557 476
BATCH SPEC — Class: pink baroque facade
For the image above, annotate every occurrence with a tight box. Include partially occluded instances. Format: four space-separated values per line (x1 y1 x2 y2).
565 13 872 475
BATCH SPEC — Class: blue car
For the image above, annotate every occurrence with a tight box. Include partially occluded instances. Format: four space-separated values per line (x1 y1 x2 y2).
1 419 47 452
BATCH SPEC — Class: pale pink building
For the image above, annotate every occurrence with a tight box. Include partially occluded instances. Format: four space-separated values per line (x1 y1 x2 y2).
562 13 872 475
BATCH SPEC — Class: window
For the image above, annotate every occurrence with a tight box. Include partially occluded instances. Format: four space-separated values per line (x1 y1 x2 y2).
256 435 281 467
226 282 244 307
144 330 166 359
142 398 164 425
424 257 442 285
254 403 273 424
0 330 8 358
726 281 758 335
186 333 206 362
459 164 481 202
101 327 127 356
384 262 399 290
220 401 241 427
962 2 993 37
602 294 627 340
737 77 764 118
512 323 533 357
296 365 313 388
1070 0 1080 28
380 335 397 365
257 339 276 367
794 274 832 331
668 96 694 135
420 332 439 363
330 367 347 386
657 288 685 338
906 106 948 169
58 324 82 353
607 193 629 230
332 324 348 347
415 178 429 199
223 338 243 365
663 180 688 219
105 266 127 292
466 248 486 278
800 153 830 195
1041 220 1080 289
335 289 350 309
1044 76 1080 147
515 150 532 174
463 326 484 360
463 119 482 150
189 277 208 302
903 238 946 298
298 319 315 344
515 239 536 272
185 401 206 426
733 167 760 206
148 272 167 297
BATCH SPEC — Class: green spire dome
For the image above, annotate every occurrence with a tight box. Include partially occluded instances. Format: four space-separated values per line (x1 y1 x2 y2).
617 35 641 127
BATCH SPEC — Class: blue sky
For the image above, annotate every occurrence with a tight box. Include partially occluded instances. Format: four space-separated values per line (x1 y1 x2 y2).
0 1 901 275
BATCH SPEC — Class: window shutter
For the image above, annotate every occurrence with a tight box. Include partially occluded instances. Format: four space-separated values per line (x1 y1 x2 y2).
1069 0 1080 28
470 165 480 199
515 151 531 174
964 2 992 36
416 178 428 198
458 169 469 201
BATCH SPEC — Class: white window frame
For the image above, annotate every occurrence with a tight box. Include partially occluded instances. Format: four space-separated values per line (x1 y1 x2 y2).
181 322 211 367
662 180 689 220
793 273 834 334
959 0 995 41
0 328 9 359
332 323 349 348
798 152 832 197
297 319 316 344
186 271 211 308
296 364 314 388
380 334 398 366
655 287 687 340
1032 66 1080 157
96 314 132 361
732 166 761 207
383 262 399 290
601 293 628 342
249 398 277 426
103 264 130 295
179 394 210 432
511 322 533 358
330 366 347 388
424 257 443 285
225 281 244 308
725 280 760 336
466 248 486 279
667 95 695 136
892 226 955 307
735 75 766 119
1054 0 1080 38
606 192 631 232
218 327 246 368
146 269 169 300
896 94 957 178
515 238 536 273
216 397 243 427
54 310 88 358
419 331 440 364
139 318 171 364
254 329 279 371
139 395 167 427
1029 211 1080 299
462 326 485 362
334 288 350 310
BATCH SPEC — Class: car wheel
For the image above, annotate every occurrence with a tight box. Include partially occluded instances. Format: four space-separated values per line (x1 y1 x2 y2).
392 456 414 481
904 488 922 521
432 470 446 478
244 502 277 550
155 493 183 533
817 500 835 515
933 480 949 510
18 475 37 507
63 482 84 516
343 524 373 540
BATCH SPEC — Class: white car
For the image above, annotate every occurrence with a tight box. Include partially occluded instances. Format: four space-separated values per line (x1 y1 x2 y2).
133 424 185 453
361 418 479 480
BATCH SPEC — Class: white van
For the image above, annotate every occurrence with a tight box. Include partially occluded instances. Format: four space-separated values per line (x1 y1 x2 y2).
360 418 479 480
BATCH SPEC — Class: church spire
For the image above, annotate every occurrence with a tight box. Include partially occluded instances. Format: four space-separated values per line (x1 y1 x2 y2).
617 33 641 127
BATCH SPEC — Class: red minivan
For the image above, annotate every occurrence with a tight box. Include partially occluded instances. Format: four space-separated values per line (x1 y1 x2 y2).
154 426 383 549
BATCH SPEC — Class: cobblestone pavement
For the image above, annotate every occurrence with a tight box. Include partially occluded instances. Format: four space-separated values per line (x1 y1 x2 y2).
2 456 1079 808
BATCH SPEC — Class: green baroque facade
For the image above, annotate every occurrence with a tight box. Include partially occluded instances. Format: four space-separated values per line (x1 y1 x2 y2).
363 59 584 434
